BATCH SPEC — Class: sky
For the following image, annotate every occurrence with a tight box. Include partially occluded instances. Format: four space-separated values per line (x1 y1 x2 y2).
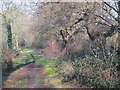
0 0 118 20
0 0 117 3
1 0 39 14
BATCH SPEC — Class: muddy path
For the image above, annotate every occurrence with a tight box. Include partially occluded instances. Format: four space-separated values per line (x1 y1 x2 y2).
2 49 52 88
26 63 50 88
2 49 80 88
3 63 51 88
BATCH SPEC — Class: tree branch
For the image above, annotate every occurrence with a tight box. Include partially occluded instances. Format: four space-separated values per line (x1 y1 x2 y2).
0 13 7 24
104 2 118 13
95 15 113 26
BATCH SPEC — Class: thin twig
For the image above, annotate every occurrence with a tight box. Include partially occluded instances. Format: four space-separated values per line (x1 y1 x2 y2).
30 54 35 63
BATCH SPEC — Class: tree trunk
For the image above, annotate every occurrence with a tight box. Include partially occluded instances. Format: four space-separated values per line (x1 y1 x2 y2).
7 24 12 49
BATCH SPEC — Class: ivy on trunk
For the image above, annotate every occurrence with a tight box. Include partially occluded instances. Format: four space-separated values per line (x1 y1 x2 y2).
7 24 12 49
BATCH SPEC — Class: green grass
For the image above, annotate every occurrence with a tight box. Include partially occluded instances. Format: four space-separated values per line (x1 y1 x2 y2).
57 79 62 83
12 49 36 68
11 48 54 68
2 76 8 84
20 48 32 54
3 48 56 87
45 65 57 74
48 75 54 78
36 58 53 66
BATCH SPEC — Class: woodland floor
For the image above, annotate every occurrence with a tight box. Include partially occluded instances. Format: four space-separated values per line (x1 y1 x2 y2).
2 49 51 88
3 63 51 88
2 49 80 88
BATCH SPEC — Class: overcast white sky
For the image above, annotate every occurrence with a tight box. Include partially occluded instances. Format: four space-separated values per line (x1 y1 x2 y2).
0 0 118 18
0 0 116 2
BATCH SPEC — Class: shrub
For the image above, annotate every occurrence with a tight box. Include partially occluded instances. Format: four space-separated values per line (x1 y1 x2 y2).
57 56 119 88
54 31 119 88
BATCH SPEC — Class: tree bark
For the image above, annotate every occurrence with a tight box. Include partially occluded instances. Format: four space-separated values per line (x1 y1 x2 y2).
7 24 12 49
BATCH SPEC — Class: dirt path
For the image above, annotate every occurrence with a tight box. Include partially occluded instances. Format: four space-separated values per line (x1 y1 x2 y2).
3 49 82 88
3 63 51 88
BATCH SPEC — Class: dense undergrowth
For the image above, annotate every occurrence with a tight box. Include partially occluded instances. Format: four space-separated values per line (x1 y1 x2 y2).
54 51 120 88
2 48 120 88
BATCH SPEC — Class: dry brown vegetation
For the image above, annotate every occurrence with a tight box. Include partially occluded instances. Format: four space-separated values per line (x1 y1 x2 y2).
43 38 61 59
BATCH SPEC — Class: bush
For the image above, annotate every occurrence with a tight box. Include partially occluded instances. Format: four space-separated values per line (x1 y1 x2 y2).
75 57 118 87
63 48 88 62
54 32 119 88
57 55 119 88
